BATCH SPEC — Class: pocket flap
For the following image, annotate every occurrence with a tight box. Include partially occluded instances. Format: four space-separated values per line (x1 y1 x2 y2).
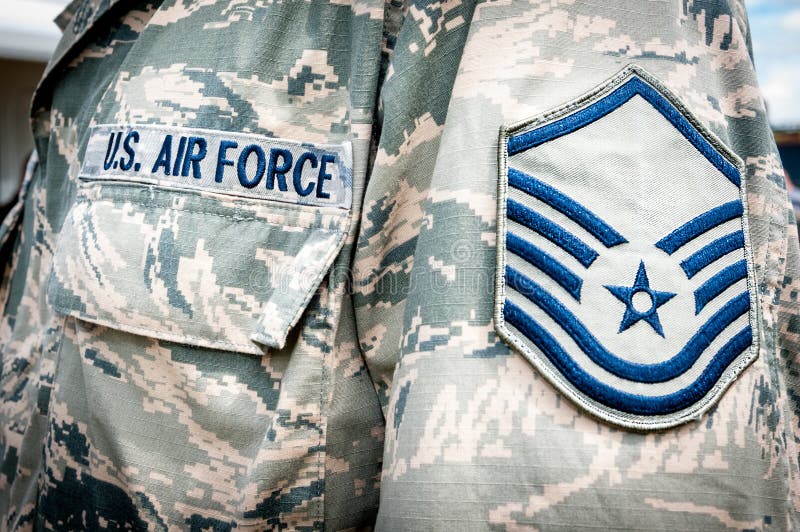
48 181 349 355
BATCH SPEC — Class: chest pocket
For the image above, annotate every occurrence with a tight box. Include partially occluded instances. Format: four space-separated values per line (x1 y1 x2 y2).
47 125 352 354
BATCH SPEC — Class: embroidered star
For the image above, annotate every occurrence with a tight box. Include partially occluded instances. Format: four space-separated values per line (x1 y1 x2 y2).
604 261 676 337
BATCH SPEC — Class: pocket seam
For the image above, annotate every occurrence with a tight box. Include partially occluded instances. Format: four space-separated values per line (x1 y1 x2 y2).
50 308 265 354
75 195 347 231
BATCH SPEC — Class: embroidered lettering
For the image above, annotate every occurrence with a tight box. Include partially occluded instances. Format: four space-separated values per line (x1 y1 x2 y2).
82 125 352 209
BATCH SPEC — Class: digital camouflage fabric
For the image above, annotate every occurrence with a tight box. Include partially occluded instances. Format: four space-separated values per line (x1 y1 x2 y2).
1 0 385 529
355 0 800 529
0 0 797 531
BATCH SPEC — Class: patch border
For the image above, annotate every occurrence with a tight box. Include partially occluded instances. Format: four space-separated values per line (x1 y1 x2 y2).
494 64 761 431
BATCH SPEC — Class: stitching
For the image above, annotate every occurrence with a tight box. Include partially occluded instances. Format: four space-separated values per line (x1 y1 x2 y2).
49 305 264 354
317 286 328 524
90 123 349 153
680 230 746 278
506 197 598 268
506 65 747 181
507 168 627 247
506 67 634 138
509 76 741 185
78 181 350 215
314 246 351 524
62 184 350 355
51 225 344 352
496 314 754 431
694 260 749 315
37 314 70 418
655 201 744 255
80 132 351 211
76 193 347 230
494 125 509 356
75 189 344 220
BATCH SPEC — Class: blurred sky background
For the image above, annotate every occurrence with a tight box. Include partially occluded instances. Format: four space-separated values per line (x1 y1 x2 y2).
749 0 800 128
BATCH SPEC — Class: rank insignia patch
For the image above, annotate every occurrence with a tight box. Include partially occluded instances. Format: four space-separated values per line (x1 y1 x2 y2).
494 65 759 430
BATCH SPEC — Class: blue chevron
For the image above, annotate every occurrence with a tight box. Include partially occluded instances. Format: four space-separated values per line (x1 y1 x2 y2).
506 76 741 187
694 260 749 315
504 265 750 383
506 198 598 268
503 298 752 415
507 168 627 248
506 232 582 301
656 201 744 255
681 231 745 279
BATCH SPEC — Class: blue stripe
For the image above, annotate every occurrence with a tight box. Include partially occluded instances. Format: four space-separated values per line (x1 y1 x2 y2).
506 233 582 301
503 299 752 415
505 265 750 383
506 198 598 268
507 168 627 248
506 76 741 187
681 231 745 279
694 260 749 315
655 201 744 255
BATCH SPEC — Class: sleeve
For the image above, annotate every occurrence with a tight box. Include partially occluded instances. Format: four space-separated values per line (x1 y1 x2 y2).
354 0 800 528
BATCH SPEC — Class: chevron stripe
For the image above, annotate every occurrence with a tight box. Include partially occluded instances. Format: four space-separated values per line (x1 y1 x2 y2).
656 201 744 255
506 232 582 301
506 197 598 268
505 265 750 383
507 167 627 248
680 231 745 279
694 260 749 315
503 297 752 416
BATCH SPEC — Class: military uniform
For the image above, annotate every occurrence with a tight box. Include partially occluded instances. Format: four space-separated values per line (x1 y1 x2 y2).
0 0 798 530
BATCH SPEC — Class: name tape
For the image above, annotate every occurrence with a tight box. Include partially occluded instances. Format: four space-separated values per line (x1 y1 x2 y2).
81 125 353 209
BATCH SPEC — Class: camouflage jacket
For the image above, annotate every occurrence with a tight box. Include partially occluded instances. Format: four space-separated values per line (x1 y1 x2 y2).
0 0 798 530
